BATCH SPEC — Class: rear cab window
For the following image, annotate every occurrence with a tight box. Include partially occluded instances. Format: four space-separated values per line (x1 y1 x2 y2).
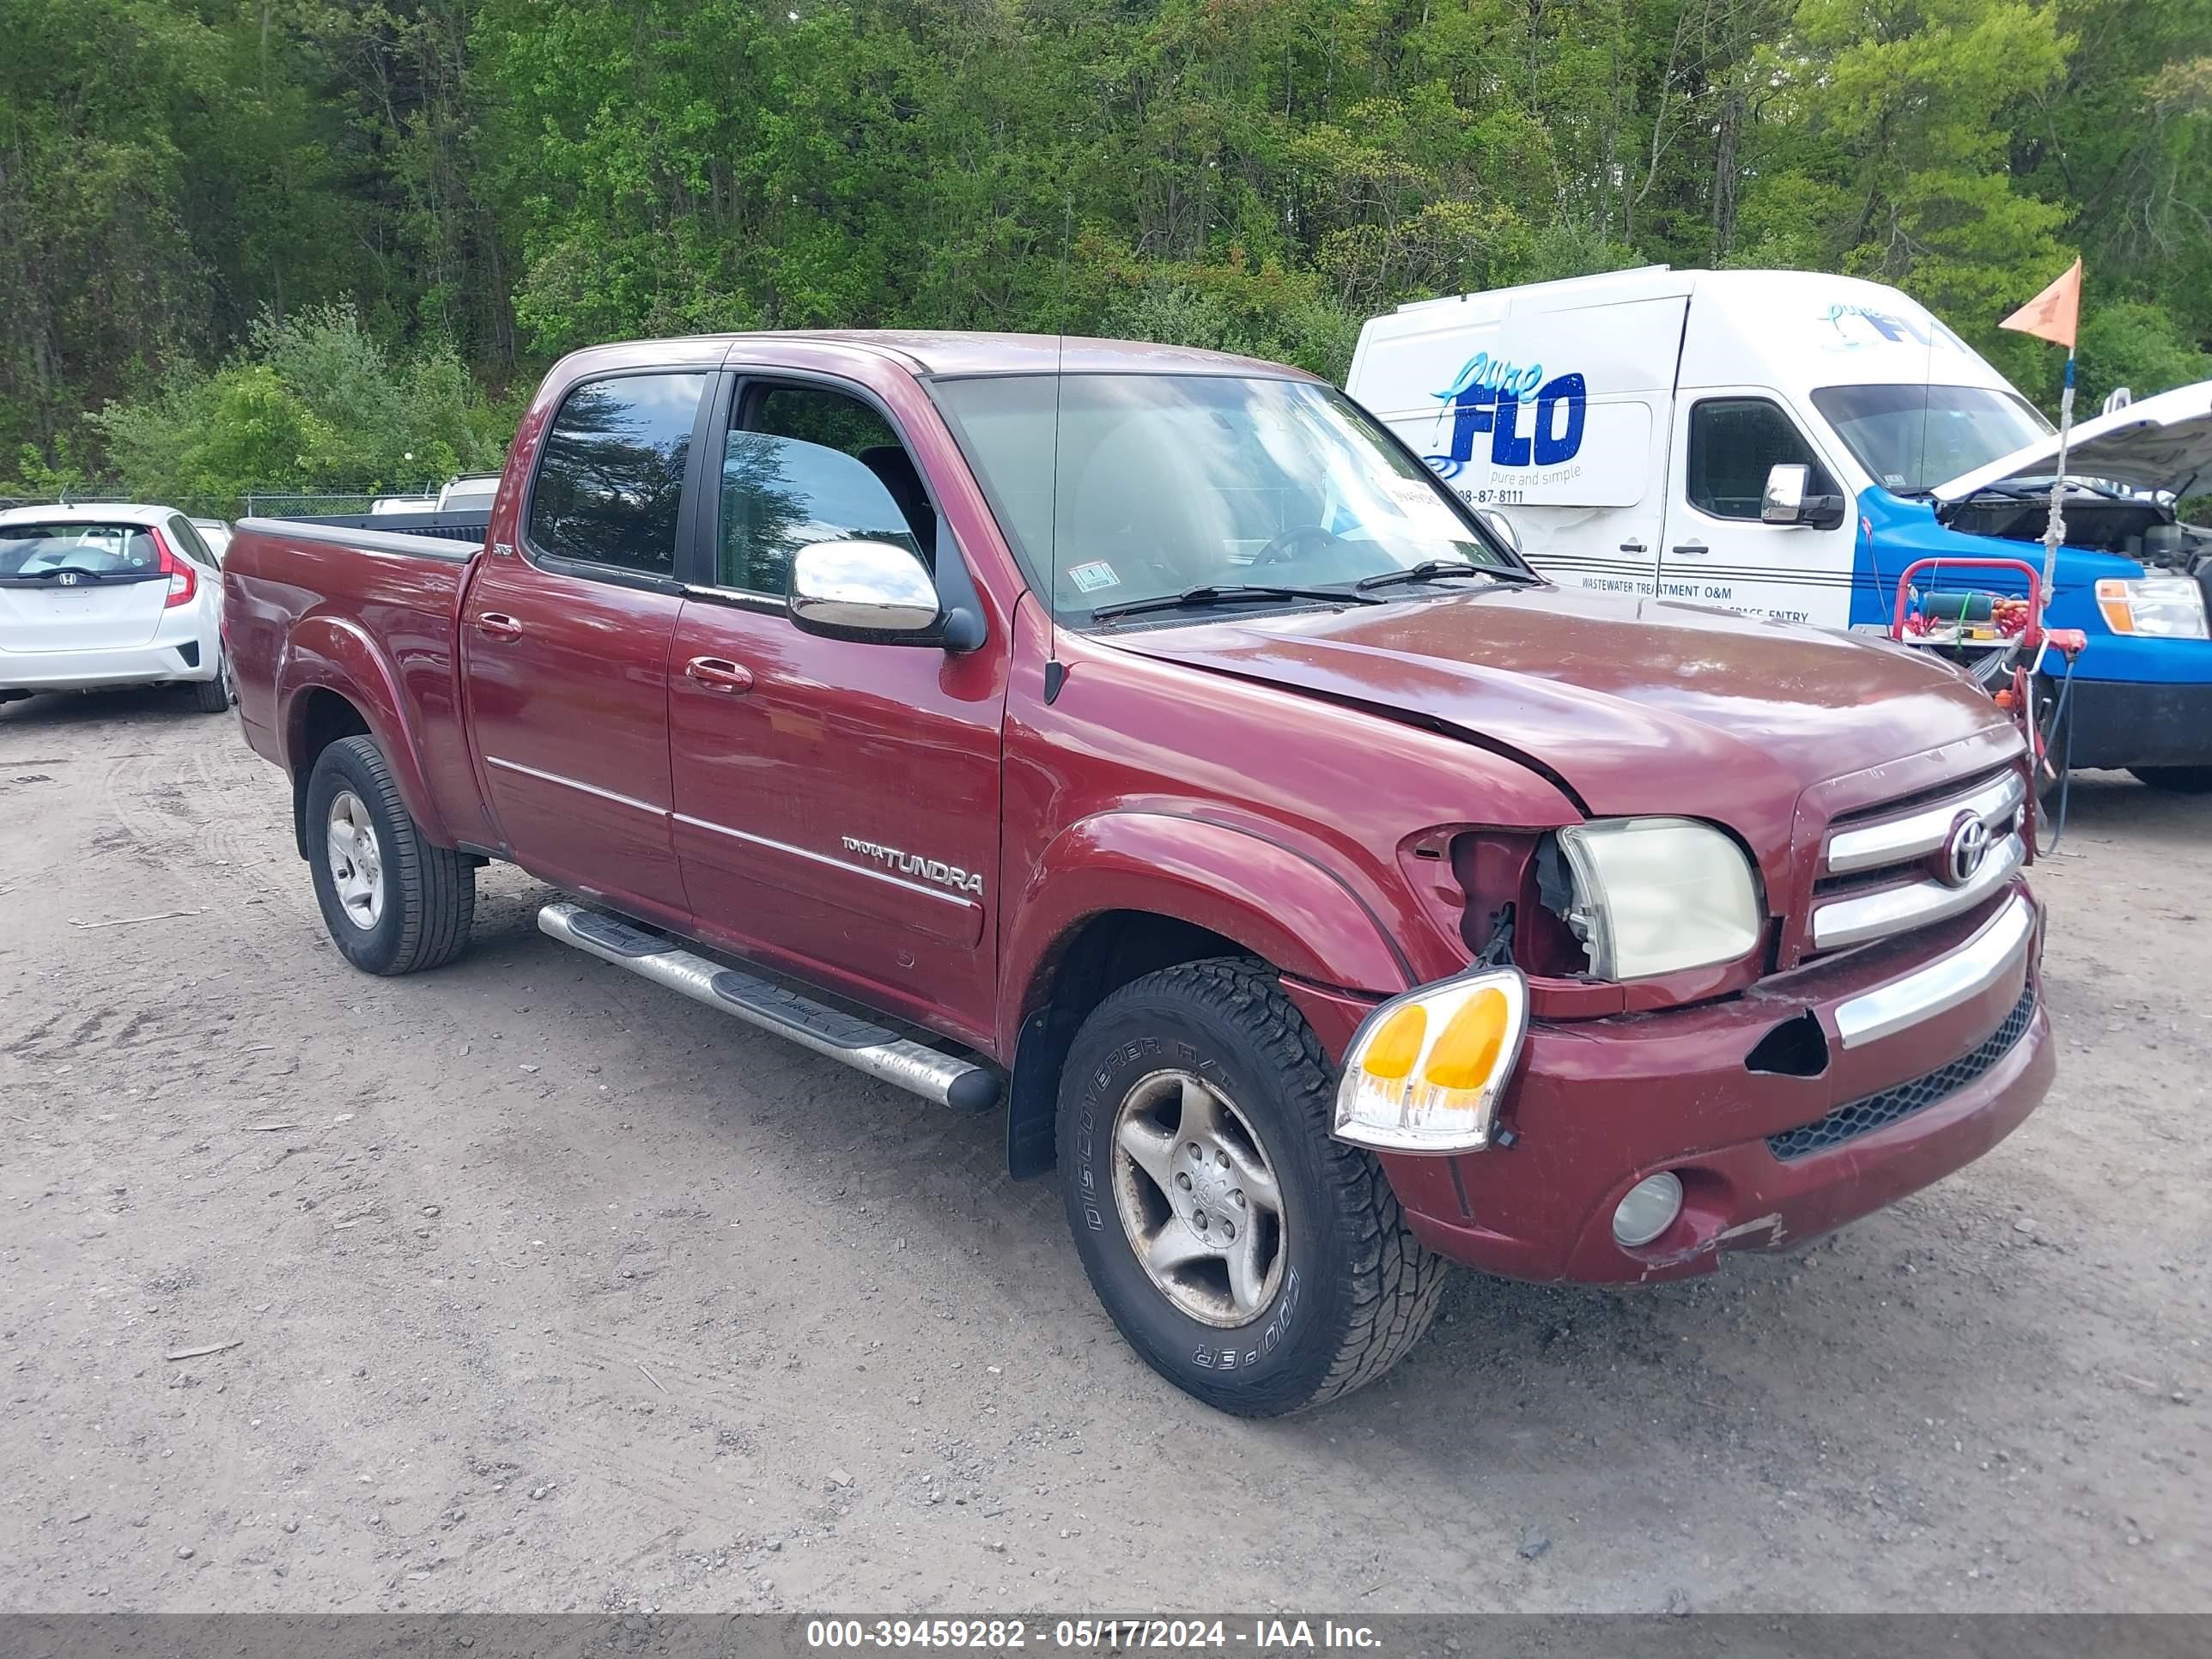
524 373 709 581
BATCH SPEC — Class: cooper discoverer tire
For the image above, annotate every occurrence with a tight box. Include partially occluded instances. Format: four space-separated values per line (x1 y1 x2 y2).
305 734 475 975
1057 957 1446 1415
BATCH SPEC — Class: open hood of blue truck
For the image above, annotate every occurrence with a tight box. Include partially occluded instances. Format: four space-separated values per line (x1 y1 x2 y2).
1931 379 2212 503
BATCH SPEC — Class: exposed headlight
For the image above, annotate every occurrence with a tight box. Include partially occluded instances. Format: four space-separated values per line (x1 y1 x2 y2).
2096 576 2208 639
1334 968 1527 1153
1554 817 1762 981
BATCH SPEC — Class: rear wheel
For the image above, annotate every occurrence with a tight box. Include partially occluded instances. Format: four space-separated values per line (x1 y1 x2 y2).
1057 957 1446 1416
191 654 232 714
304 734 474 975
2130 766 2212 793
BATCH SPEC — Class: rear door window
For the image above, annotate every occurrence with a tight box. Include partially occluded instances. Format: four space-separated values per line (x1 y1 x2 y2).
167 516 220 568
714 383 931 598
1686 399 1837 520
526 373 708 577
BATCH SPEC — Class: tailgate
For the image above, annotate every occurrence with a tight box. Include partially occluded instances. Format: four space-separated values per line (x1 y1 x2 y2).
223 515 485 822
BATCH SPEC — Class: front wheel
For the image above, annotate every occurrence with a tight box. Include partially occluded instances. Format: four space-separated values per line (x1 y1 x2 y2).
304 734 475 975
2130 766 2212 793
1058 958 1446 1416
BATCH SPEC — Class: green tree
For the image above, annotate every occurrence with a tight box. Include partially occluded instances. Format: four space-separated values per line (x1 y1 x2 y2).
3 0 2209 482
90 302 504 507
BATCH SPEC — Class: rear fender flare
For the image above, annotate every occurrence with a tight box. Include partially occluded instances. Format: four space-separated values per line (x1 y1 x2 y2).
277 614 449 847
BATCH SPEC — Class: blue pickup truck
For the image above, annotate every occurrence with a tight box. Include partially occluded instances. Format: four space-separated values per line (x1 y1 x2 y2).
1920 380 2212 789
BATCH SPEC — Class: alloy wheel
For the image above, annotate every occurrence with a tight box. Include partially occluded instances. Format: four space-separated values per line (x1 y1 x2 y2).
1109 1069 1287 1327
325 789 386 930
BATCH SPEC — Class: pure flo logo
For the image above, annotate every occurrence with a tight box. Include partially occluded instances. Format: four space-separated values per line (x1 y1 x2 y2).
842 836 986 896
1820 303 1968 354
1425 350 1587 479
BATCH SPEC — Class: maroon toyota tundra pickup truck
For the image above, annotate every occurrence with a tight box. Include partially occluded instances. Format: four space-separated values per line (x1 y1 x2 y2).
225 331 2054 1415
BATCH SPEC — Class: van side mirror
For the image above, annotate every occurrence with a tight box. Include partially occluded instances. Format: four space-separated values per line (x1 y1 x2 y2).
788 539 987 651
1761 463 1846 531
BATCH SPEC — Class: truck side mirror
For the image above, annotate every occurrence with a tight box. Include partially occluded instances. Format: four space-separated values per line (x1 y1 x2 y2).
1761 463 1847 532
790 539 947 645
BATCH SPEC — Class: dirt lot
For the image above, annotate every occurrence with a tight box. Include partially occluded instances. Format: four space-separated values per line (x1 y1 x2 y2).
0 686 2204 1614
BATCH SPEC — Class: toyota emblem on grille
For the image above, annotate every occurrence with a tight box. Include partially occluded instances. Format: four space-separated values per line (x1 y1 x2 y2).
1942 814 1990 887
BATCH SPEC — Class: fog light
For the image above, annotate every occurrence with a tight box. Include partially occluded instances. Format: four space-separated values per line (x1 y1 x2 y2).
1612 1171 1683 1248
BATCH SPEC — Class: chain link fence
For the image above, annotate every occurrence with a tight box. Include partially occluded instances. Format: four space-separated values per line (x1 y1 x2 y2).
0 486 445 521
0 489 229 520
237 488 444 519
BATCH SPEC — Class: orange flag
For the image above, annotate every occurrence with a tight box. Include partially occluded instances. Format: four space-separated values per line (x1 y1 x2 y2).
2000 258 2082 349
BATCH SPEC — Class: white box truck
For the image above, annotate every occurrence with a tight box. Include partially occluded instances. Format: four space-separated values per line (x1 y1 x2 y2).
1346 267 2212 788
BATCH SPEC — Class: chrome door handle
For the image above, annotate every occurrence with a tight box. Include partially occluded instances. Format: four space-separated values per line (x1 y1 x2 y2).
473 612 523 641
685 656 755 694
1671 541 1710 556
1619 539 1648 554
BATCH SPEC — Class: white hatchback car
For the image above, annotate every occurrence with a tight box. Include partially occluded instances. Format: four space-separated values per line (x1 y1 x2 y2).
0 504 231 713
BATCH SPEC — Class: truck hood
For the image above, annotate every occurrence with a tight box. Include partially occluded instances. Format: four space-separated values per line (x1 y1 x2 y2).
1104 585 2014 821
1931 378 2212 502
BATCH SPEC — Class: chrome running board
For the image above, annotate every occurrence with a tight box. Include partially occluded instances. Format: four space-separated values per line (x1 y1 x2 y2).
537 900 1000 1112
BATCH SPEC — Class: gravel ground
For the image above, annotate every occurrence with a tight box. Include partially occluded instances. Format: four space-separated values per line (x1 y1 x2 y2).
0 686 2204 1614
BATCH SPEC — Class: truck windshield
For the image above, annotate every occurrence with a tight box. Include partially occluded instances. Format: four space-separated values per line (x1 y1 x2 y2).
928 372 1520 624
1810 383 2054 495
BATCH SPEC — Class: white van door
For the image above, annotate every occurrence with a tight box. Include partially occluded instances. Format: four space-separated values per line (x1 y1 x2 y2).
1498 382 1672 601
1656 390 1860 628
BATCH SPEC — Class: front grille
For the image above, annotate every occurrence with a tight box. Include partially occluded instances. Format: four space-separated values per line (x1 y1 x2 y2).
1808 766 2028 953
1765 986 2037 1162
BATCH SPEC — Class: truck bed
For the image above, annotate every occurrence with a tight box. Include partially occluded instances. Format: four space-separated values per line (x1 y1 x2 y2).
224 516 490 852
273 507 495 546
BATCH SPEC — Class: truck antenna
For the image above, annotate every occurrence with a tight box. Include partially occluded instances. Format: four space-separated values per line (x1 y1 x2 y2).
1043 334 1066 703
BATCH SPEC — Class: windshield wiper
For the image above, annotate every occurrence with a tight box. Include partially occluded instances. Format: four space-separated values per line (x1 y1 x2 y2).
1356 560 1543 592
1090 583 1383 623
1977 476 2126 501
15 566 108 582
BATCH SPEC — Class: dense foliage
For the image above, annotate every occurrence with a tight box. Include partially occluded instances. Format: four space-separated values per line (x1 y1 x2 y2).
2 0 2207 505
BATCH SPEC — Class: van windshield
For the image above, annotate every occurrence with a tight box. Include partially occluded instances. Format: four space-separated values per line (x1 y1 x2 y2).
1810 383 2053 495
928 373 1521 625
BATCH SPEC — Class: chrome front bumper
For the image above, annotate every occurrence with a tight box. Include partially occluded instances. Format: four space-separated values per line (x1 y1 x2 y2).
1832 891 2036 1050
